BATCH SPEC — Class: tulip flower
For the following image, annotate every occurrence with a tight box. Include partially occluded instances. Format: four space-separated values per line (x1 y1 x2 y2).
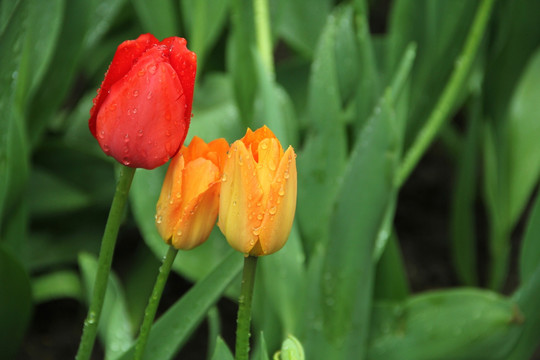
156 136 229 250
89 33 197 170
219 126 297 256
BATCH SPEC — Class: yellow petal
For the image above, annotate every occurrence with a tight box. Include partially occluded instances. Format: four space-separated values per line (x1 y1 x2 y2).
258 146 297 255
218 140 263 254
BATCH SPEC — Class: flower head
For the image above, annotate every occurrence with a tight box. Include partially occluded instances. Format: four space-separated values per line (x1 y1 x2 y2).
156 136 229 250
218 126 297 256
89 33 197 169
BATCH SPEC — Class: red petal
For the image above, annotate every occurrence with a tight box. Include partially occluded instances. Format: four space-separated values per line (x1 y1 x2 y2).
89 34 158 137
95 48 186 169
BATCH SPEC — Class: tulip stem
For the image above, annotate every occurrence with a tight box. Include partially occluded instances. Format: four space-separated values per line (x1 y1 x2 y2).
235 255 259 360
134 245 179 360
76 165 136 360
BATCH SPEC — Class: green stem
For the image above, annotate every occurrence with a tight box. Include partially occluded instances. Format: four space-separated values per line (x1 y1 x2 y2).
76 165 136 360
134 246 179 360
253 0 274 75
395 0 496 188
235 255 259 360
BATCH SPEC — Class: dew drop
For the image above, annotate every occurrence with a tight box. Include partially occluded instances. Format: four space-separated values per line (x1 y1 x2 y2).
284 172 290 179
132 90 139 97
176 230 182 237
137 129 144 137
156 215 163 224
122 157 131 166
278 188 285 196
98 130 105 139
109 103 117 111
138 69 146 77
132 108 137 114
269 206 277 215
124 134 130 143
252 227 261 236
261 142 268 150
175 192 181 198
221 174 227 182
147 91 153 100
257 214 263 220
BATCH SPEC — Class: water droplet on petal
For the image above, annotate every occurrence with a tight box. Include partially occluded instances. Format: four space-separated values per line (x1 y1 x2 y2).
257 214 263 220
98 130 105 139
137 129 144 137
252 227 261 236
124 134 130 143
146 91 153 100
261 143 268 150
176 230 182 237
221 174 227 182
156 216 163 224
122 157 131 166
148 64 157 74
132 90 139 97
138 69 146 77
269 206 277 215
278 187 285 196
284 172 290 179
175 192 181 198
132 108 137 114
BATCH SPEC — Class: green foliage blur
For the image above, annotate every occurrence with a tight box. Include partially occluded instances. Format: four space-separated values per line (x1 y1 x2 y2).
1 0 540 359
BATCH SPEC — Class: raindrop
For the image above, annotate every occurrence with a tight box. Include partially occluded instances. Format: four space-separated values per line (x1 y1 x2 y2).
175 192 181 198
138 69 146 77
132 108 137 114
278 187 285 196
156 215 163 224
98 130 105 139
146 91 153 100
269 206 277 215
176 230 182 237
257 214 263 220
221 174 227 182
284 172 290 179
137 129 144 137
122 157 131 166
261 142 268 150
252 227 261 236
124 134 130 143
132 90 139 97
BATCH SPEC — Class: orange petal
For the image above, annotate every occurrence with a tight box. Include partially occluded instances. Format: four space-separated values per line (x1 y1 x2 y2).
171 181 220 250
156 154 185 243
256 137 283 201
218 140 263 254
258 146 297 255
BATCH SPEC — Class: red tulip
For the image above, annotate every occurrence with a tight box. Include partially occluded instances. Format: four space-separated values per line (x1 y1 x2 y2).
89 34 197 169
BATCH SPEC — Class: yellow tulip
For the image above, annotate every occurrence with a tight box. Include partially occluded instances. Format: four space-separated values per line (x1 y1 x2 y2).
218 126 297 256
156 136 229 250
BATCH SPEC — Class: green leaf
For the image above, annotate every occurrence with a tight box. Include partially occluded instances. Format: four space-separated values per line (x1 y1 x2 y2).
333 4 359 107
0 0 29 232
253 49 298 147
0 245 32 360
519 190 540 284
321 88 399 357
32 270 82 303
181 0 230 70
27 0 92 144
211 337 234 360
131 0 178 39
254 332 270 360
15 0 64 108
258 223 306 334
369 289 523 360
387 0 478 149
507 48 540 226
374 232 409 301
79 253 133 360
85 0 128 49
274 335 305 360
509 263 540 359
275 0 331 58
296 8 347 252
226 0 256 124
116 251 243 360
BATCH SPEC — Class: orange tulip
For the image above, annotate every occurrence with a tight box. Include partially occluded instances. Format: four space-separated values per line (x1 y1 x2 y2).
218 126 297 256
156 136 229 250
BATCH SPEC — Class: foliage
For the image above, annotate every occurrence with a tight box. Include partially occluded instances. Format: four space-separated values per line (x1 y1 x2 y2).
1 0 540 358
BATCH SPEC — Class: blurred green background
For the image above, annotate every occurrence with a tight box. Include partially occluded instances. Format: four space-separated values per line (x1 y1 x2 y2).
1 0 540 359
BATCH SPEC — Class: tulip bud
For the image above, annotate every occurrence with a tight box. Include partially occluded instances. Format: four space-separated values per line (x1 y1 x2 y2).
218 126 297 256
89 34 197 169
156 136 229 250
